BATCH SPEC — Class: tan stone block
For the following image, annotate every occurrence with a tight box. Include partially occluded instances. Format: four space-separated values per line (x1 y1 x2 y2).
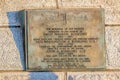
58 0 120 8
0 27 24 70
105 27 120 69
58 0 120 24
0 72 65 80
0 0 57 25
0 0 120 25
67 72 120 80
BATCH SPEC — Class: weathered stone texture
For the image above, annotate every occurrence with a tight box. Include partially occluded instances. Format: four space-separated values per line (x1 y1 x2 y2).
58 0 120 24
106 27 120 69
0 0 120 25
67 72 120 80
0 27 24 70
0 72 64 80
0 0 56 26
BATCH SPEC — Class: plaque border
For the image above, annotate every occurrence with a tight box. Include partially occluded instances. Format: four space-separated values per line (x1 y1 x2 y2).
24 8 106 71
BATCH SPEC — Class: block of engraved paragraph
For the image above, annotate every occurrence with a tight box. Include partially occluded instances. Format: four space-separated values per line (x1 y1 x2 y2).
24 8 106 71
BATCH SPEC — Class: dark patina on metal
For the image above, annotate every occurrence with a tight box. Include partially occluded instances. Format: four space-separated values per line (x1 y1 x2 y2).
24 8 106 71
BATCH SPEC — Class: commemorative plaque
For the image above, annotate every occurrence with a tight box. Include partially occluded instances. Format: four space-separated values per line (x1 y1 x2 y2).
24 8 106 71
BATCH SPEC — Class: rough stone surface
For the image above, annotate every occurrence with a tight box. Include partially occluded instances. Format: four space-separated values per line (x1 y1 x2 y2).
58 0 120 8
58 0 120 24
105 27 120 69
67 72 120 80
0 0 57 26
0 27 24 70
0 0 120 25
0 72 64 80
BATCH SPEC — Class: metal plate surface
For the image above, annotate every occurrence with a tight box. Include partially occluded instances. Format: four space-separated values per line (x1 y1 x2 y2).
25 8 105 71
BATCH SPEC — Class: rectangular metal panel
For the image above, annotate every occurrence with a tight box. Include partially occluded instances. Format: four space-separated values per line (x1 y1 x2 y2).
25 8 105 71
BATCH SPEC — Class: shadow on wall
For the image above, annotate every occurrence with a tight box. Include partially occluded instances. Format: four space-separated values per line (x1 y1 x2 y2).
68 76 73 80
7 11 25 69
29 72 58 80
7 11 58 80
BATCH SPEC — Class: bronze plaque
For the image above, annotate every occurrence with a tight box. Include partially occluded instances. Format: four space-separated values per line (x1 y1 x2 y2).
24 8 105 71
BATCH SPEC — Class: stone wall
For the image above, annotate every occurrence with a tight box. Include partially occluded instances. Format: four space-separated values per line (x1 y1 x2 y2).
0 0 120 80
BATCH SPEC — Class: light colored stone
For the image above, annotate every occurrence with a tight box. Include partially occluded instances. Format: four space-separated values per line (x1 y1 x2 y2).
67 72 120 80
0 72 64 80
0 27 24 70
58 0 120 7
0 0 120 25
105 7 120 24
58 0 120 24
0 0 57 26
105 27 120 69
